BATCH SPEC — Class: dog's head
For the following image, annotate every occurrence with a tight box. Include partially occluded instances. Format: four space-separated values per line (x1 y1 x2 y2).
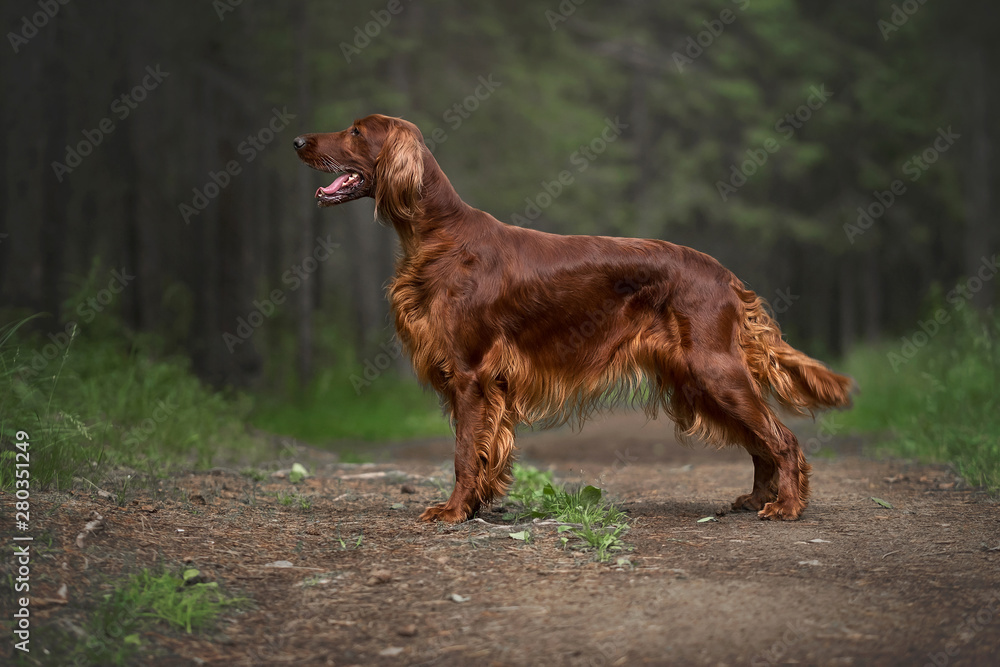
293 114 425 220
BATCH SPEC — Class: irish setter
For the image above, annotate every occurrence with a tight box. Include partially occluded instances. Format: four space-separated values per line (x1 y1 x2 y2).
293 114 853 522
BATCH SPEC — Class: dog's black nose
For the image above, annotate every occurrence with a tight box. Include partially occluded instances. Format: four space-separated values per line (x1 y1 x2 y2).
293 136 307 150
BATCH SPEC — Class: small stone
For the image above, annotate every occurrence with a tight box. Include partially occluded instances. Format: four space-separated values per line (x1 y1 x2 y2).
397 624 417 637
367 569 393 585
400 484 417 494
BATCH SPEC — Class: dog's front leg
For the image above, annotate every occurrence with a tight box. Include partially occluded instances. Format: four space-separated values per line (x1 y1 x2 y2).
419 376 486 523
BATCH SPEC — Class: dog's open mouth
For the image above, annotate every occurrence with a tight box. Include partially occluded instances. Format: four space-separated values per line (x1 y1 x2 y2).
315 171 363 206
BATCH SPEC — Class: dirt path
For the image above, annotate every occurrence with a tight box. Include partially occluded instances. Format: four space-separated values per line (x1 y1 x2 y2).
4 413 999 666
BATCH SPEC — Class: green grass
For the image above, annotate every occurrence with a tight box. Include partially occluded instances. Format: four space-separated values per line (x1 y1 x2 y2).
250 367 449 444
0 313 259 491
248 312 451 445
840 306 1000 491
73 568 247 665
503 464 630 562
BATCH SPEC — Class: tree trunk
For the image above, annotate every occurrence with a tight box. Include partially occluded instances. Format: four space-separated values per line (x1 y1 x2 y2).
960 45 994 309
294 0 315 388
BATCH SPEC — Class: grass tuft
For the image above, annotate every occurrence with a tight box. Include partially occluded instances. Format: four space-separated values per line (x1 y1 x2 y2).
74 568 248 665
503 463 630 561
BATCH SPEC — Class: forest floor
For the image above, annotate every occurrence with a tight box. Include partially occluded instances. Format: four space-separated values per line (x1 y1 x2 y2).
3 413 1000 666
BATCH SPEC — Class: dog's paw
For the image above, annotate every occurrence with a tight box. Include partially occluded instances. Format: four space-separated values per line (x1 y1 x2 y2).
418 504 469 523
757 499 804 521
731 493 766 512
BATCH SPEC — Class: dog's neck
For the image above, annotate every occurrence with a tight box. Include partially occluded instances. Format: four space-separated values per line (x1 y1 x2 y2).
383 151 482 257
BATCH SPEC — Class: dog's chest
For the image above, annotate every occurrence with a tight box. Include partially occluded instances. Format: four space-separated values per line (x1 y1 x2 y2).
387 268 457 381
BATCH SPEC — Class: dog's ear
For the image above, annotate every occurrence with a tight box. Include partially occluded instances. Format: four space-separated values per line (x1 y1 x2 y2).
375 124 424 221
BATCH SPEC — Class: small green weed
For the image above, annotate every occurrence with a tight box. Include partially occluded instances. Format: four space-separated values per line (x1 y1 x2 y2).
504 464 630 561
275 490 313 511
334 522 363 550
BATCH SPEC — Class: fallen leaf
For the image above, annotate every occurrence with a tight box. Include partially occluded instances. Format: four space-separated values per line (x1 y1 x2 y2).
798 560 822 566
870 497 894 509
449 593 470 603
508 531 529 541
339 471 389 480
697 516 718 523
289 463 309 484
265 560 294 568
808 538 831 544
380 647 404 657
76 512 105 549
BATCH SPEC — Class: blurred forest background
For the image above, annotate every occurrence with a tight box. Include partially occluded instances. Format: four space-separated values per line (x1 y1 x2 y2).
1 1 998 487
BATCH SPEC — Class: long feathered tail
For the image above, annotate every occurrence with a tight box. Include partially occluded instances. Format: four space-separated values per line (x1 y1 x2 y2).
732 276 855 413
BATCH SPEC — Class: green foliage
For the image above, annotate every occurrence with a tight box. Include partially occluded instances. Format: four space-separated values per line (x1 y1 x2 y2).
0 310 260 491
841 308 1000 491
73 569 247 665
504 464 630 561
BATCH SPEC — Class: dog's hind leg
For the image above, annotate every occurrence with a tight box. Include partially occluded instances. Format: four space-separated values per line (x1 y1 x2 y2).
678 352 810 520
732 454 778 511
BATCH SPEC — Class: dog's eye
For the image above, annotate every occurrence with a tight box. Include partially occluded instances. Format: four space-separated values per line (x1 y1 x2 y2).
350 127 361 136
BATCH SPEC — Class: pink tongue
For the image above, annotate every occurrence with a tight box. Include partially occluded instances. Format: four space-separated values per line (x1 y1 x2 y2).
316 174 350 197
